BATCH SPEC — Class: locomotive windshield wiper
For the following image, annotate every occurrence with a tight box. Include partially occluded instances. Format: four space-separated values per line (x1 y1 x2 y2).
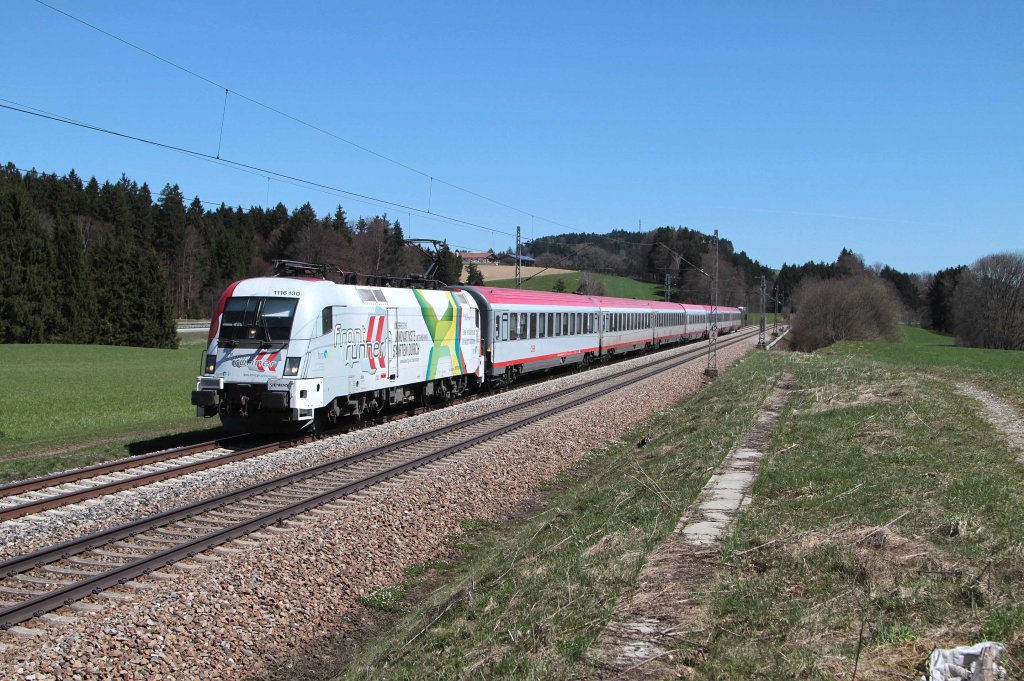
257 300 273 343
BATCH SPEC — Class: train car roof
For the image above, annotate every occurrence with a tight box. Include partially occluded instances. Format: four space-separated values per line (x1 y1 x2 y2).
455 286 742 313
585 296 683 310
457 286 601 308
681 303 742 313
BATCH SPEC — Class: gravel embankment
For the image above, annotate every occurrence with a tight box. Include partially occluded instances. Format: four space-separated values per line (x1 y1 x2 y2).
1 335 755 680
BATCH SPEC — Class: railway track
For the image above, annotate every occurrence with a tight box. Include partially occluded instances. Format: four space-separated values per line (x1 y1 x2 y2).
0 433 298 522
0 329 754 523
0 328 757 629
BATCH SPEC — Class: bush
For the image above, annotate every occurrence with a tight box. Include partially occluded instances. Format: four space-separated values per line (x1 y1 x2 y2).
952 253 1024 350
791 276 902 351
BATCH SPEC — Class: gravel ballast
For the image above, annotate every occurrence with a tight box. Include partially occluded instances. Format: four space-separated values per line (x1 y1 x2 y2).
1 335 756 680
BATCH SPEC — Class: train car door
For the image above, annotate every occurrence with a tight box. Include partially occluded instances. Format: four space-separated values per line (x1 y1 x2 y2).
387 307 398 381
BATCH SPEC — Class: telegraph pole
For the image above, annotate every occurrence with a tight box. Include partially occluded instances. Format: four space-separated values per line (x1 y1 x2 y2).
515 225 522 289
757 275 767 347
705 229 720 378
664 271 671 302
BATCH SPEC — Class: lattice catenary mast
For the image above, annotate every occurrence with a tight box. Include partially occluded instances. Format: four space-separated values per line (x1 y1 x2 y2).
705 229 720 378
757 275 767 347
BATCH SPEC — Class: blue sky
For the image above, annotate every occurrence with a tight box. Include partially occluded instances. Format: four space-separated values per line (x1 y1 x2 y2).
3 0 1021 273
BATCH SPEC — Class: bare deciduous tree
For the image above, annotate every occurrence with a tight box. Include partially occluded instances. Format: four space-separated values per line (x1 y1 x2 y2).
791 276 902 351
952 253 1024 350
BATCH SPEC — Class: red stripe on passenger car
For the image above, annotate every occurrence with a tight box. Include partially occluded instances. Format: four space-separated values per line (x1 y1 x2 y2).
492 347 600 368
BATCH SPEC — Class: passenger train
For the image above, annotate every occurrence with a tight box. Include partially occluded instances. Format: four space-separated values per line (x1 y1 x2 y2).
191 264 743 431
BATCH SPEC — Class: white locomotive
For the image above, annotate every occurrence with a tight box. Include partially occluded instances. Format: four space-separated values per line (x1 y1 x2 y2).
192 264 742 431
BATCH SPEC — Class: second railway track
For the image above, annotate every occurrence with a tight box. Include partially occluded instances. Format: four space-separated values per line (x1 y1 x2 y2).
0 328 758 629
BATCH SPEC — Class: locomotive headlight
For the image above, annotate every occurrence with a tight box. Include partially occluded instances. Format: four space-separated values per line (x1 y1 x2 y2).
204 354 217 374
283 357 301 377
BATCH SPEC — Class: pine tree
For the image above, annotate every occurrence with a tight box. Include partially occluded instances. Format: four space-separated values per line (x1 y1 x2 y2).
0 184 56 342
433 242 464 284
154 184 187 315
51 212 95 343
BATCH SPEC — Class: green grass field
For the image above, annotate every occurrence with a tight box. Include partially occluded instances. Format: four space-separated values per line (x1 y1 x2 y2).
487 271 664 300
702 337 1024 678
835 325 1024 409
0 336 214 480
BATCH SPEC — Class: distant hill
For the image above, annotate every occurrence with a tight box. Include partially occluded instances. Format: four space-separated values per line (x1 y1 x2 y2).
486 271 663 300
521 227 773 309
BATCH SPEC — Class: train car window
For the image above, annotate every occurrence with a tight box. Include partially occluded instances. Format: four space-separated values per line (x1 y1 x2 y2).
530 313 538 339
584 314 590 334
495 315 500 338
501 312 509 341
547 313 553 337
562 313 569 336
321 307 332 335
510 313 518 339
554 313 561 336
520 314 528 340
538 313 546 338
568 313 575 335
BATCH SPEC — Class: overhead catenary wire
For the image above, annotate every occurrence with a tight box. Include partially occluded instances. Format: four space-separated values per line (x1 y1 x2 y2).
31 0 577 232
0 100 517 239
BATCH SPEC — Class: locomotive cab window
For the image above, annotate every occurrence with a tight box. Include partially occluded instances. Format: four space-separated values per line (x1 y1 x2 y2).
220 297 298 344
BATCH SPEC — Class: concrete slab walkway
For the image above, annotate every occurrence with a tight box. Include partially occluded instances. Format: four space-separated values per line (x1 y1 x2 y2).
585 377 793 679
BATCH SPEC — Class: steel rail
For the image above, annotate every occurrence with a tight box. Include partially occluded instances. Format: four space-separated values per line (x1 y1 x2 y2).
0 432 255 499
2 330 754 576
0 328 757 628
0 435 302 522
0 327 751 520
